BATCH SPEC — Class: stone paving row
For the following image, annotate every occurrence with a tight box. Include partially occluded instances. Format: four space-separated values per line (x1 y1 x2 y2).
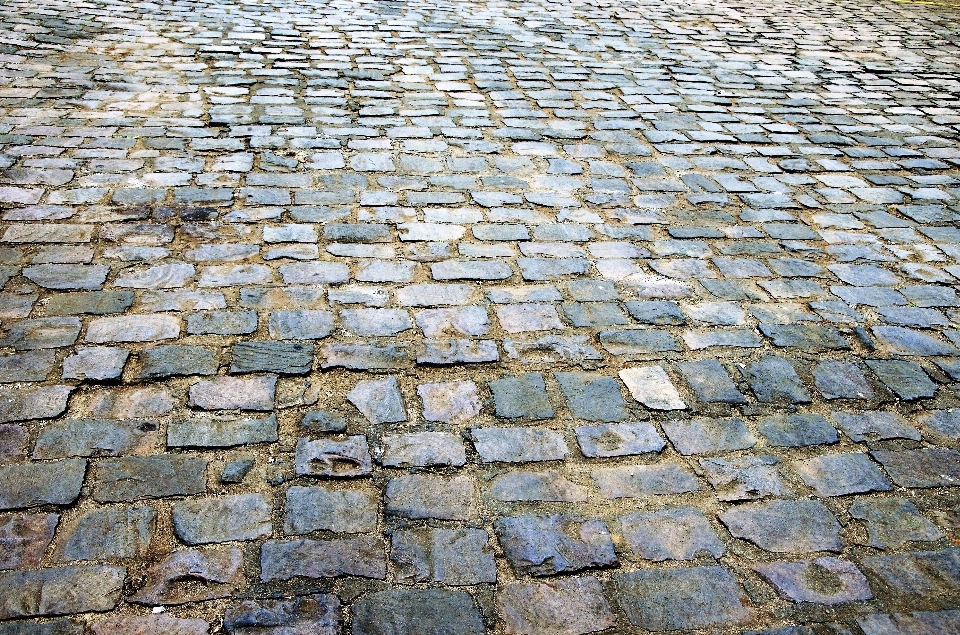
1 0 960 632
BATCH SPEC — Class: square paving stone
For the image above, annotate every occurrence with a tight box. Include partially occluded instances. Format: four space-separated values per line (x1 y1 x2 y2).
489 372 554 419
813 360 876 399
494 514 618 576
591 463 701 498
700 455 792 501
0 512 58 570
859 549 960 602
385 475 477 520
865 360 937 400
260 537 386 581
224 594 339 635
555 372 629 421
347 376 407 424
615 566 755 631
284 485 378 535
619 507 725 561
743 356 812 403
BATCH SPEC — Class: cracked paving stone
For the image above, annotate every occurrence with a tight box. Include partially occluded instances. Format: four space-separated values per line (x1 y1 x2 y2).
494 514 617 576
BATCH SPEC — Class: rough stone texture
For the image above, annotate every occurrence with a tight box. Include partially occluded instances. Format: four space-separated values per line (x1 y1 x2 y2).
620 507 725 561
260 537 386 581
351 589 485 635
615 566 755 631
173 493 272 544
0 566 125 620
91 616 210 635
753 557 874 605
391 528 497 585
4 0 960 630
223 594 339 635
720 499 843 553
494 514 618 576
498 577 616 635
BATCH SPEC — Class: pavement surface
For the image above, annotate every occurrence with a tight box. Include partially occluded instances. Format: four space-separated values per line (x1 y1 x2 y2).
1 0 960 633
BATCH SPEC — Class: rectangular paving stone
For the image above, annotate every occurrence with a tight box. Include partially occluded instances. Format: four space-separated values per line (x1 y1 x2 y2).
555 372 629 422
472 428 569 463
230 341 314 374
168 414 278 448
591 463 700 498
92 456 207 502
0 459 86 510
871 449 960 488
0 566 125 620
260 537 386 581
662 417 756 455
494 514 617 576
391 528 497 585
615 566 755 631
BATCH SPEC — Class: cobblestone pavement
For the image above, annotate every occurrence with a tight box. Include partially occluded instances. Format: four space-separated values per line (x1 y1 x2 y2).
2 0 960 632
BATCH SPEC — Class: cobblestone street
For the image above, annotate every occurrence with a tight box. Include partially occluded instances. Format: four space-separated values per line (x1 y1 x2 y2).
2 0 960 632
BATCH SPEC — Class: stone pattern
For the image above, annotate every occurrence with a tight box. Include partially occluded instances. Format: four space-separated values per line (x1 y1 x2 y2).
0 0 960 632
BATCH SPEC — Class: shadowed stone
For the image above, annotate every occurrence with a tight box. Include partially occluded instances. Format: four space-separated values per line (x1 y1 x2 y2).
498 577 616 635
0 566 125 619
351 589 484 635
0 512 58 570
615 566 755 631
859 549 960 602
858 610 960 635
224 594 339 635
0 459 86 510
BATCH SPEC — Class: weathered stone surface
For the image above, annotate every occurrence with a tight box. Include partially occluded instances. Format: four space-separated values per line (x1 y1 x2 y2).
849 498 944 549
347 376 407 424
86 315 180 343
52 505 154 561
858 610 960 635
380 432 465 467
33 419 155 459
758 413 838 447
592 463 700 498
833 411 920 442
91 616 210 635
700 456 791 501
555 372 629 421
62 347 128 380
619 365 686 410
489 471 592 502
677 359 746 404
720 499 842 553
0 385 73 423
0 424 26 464
385 475 476 520
189 375 277 411
615 566 755 631
135 345 219 379
0 350 56 382
168 414 278 447
495 514 617 576
662 417 756 455
224 594 339 635
860 549 960 601
295 436 372 477
792 453 892 497
284 484 377 534
753 557 873 605
872 449 960 488
92 456 207 502
231 341 314 374
260 537 386 581
743 356 811 403
0 512 58 570
498 577 616 635
865 360 937 400
575 422 665 457
620 507 725 561
472 428 569 462
173 493 272 544
917 409 960 443
351 589 484 635
269 310 335 340
392 528 497 585
418 380 482 424
0 459 86 510
0 566 125 619
130 546 245 605
489 372 554 419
